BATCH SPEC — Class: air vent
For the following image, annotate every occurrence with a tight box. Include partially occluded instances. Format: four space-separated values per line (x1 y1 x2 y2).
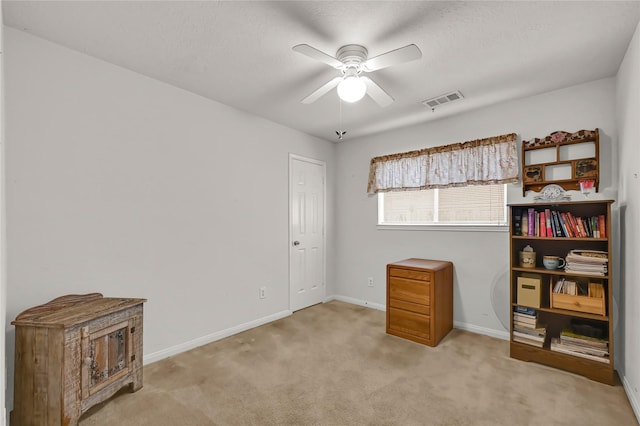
422 90 464 108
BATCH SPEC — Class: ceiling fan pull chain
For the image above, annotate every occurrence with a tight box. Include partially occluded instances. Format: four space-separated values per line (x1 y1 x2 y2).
336 98 346 141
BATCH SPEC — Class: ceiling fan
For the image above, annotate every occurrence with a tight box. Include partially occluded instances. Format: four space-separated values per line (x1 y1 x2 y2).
292 43 422 107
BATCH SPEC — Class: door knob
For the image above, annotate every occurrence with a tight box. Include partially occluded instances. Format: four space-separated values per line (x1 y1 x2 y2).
293 241 300 246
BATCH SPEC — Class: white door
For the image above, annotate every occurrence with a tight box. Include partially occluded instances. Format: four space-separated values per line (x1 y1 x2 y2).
289 155 325 312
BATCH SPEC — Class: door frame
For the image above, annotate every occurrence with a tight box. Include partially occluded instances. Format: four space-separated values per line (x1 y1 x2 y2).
288 154 327 311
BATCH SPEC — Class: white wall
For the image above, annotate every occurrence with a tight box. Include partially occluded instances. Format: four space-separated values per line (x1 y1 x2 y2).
616 19 640 419
3 28 336 411
334 78 617 337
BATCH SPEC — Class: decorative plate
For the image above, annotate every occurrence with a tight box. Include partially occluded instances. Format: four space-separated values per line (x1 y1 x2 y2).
534 184 571 202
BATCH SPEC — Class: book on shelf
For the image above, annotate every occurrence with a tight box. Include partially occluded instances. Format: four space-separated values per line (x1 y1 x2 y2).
583 217 592 237
565 263 607 271
553 279 563 293
553 278 578 295
549 211 557 237
590 217 599 238
513 335 544 348
544 208 552 236
513 312 537 325
575 217 587 237
566 212 580 237
513 328 546 341
570 213 582 237
557 340 609 357
566 250 608 261
550 338 610 363
565 250 608 276
539 211 546 237
559 336 608 354
598 215 606 238
513 320 536 329
513 209 522 236
513 320 542 331
560 212 573 237
528 208 535 237
561 329 608 348
552 211 564 237
514 306 536 315
552 278 597 296
563 269 607 276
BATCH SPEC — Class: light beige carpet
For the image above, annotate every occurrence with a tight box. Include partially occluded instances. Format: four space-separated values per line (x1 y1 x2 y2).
80 301 637 425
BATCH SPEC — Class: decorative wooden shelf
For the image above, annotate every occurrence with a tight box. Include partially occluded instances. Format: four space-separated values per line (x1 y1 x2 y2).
522 129 599 196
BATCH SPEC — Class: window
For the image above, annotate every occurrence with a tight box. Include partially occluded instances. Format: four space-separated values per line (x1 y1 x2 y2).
378 183 507 226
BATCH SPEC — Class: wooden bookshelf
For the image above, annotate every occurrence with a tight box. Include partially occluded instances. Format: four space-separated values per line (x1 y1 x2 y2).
508 200 615 385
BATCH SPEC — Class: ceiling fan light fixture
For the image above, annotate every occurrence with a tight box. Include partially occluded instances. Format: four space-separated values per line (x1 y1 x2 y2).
293 43 421 106
337 75 366 103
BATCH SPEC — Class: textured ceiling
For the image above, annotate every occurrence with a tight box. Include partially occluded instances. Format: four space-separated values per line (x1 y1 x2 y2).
3 1 640 142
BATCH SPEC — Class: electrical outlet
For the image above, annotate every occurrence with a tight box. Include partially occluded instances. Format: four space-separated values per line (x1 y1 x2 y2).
259 287 266 299
367 277 374 287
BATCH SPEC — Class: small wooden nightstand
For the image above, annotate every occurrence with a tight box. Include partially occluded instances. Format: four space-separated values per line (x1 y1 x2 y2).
386 258 453 347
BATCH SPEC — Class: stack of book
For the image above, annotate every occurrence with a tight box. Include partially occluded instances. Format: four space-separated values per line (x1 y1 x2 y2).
512 307 546 347
552 278 579 295
553 278 604 297
565 250 608 276
550 329 610 364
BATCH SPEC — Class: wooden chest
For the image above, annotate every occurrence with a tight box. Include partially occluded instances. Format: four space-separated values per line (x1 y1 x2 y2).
386 258 453 347
11 293 146 426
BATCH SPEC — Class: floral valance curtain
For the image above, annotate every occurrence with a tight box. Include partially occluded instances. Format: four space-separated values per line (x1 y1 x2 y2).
367 133 519 194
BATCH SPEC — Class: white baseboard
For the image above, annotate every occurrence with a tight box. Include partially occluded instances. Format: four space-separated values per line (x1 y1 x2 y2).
454 321 510 341
143 309 292 365
325 294 386 311
622 374 640 424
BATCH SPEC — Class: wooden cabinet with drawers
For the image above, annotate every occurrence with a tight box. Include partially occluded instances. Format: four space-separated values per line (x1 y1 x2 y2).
386 258 453 347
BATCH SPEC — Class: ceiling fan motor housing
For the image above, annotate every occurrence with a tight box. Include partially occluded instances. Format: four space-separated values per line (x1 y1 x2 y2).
336 44 368 69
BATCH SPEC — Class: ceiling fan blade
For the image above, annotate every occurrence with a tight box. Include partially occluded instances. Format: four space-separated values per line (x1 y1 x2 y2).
363 44 422 72
362 77 394 107
292 44 343 69
301 77 342 104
